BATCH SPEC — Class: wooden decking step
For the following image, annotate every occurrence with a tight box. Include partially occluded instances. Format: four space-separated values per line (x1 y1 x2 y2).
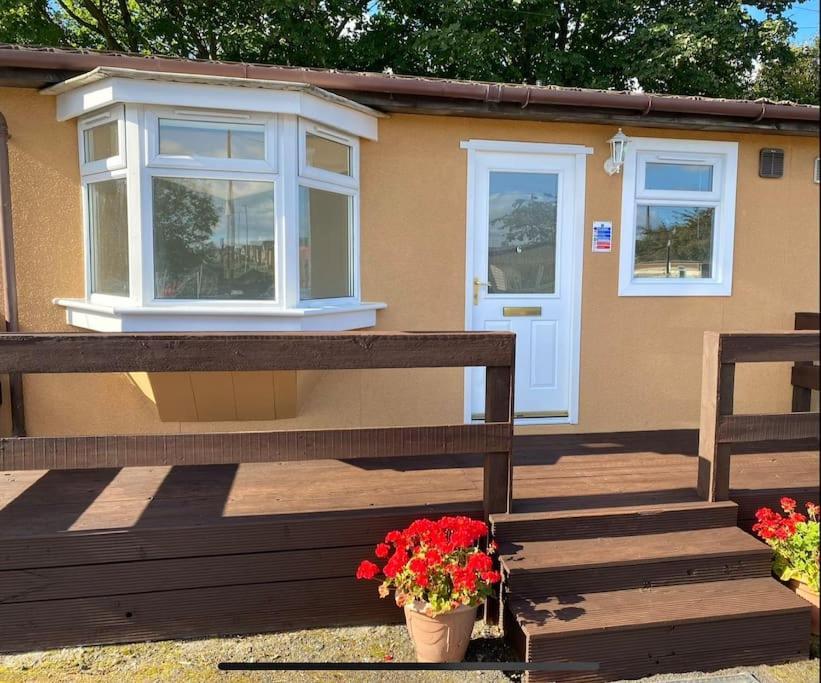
500 527 771 595
491 500 738 544
507 577 810 682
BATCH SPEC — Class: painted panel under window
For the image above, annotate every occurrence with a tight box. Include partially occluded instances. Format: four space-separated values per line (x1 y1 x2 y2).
634 205 715 279
88 178 129 296
152 177 275 300
299 186 352 300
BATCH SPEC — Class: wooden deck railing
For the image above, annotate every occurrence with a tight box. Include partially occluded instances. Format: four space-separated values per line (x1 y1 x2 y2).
696 327 820 502
791 312 820 412
0 331 516 518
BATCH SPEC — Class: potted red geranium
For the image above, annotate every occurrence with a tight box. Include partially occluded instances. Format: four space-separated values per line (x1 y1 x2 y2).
753 497 820 635
356 515 501 662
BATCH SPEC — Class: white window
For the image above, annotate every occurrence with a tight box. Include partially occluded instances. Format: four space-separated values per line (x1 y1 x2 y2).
618 138 738 297
56 71 384 332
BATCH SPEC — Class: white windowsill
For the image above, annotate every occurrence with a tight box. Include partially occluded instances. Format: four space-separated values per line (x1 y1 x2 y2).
55 298 386 332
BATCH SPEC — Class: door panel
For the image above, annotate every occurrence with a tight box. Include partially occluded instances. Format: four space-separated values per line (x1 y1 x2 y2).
467 149 581 422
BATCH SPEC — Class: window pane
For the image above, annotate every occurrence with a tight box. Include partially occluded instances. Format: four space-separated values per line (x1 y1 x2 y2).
645 163 713 192
634 205 715 279
88 178 129 296
306 133 351 176
158 119 265 160
153 177 275 300
84 121 119 162
487 171 558 294
299 187 352 299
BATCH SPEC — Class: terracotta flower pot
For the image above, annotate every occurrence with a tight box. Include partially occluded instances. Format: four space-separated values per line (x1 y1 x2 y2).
789 580 820 636
403 602 478 662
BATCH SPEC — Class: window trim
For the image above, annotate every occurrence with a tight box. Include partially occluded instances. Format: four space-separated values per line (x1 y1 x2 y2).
145 106 277 173
144 168 281 307
618 137 739 297
298 119 359 188
78 104 127 175
83 169 132 305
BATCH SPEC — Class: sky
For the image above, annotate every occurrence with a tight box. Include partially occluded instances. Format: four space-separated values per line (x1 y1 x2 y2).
746 0 819 44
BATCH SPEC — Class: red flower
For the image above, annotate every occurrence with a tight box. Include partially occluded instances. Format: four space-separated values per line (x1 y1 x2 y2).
807 502 820 517
409 557 427 574
425 549 442 566
356 560 380 580
482 570 502 584
780 497 797 513
467 551 493 572
375 543 390 558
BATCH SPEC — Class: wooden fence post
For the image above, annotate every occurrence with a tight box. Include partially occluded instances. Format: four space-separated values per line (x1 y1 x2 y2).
792 312 819 412
696 332 735 502
483 364 514 519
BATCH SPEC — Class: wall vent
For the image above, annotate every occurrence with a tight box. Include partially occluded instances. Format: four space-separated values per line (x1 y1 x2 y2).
815 157 820 184
759 148 785 178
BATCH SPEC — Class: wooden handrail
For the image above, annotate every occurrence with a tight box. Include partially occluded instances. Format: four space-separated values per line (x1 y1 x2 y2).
0 331 516 518
0 331 515 373
696 326 820 502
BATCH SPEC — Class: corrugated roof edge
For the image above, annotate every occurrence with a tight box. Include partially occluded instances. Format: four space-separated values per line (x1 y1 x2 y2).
0 43 818 124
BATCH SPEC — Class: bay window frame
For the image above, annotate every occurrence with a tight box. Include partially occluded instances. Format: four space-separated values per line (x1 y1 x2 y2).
296 176 360 307
78 104 127 175
74 104 367 315
618 137 739 297
82 168 132 306
298 119 359 188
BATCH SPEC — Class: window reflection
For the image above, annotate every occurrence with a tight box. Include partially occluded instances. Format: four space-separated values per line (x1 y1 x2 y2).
306 133 351 175
153 177 275 299
159 119 265 160
299 187 352 300
488 172 558 294
84 121 119 162
645 163 713 192
89 178 129 296
634 205 714 279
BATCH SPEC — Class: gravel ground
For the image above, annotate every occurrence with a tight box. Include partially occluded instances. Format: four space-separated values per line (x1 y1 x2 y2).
0 627 817 683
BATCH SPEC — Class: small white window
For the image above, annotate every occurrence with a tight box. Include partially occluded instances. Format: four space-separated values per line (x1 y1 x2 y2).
146 108 276 173
78 105 126 174
618 138 738 297
299 120 358 188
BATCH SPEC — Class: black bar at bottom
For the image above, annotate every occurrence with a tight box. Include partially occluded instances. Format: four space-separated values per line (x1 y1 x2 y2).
219 661 599 672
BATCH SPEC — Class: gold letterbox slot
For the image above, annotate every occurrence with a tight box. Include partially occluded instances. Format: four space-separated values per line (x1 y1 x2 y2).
502 306 542 317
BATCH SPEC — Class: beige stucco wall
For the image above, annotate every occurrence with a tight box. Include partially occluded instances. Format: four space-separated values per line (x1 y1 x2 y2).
1 86 818 437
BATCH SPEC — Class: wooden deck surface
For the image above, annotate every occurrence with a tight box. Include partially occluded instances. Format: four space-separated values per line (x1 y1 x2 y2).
1 430 817 538
0 429 816 652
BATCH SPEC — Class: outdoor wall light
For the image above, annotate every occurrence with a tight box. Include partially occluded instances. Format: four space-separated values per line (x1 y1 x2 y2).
604 128 629 175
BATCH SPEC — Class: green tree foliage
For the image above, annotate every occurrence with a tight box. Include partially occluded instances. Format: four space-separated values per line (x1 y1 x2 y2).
152 177 220 298
0 1 814 101
751 36 820 103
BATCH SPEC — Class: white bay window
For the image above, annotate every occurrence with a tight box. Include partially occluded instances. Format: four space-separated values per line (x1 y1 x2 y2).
618 138 739 297
49 67 384 331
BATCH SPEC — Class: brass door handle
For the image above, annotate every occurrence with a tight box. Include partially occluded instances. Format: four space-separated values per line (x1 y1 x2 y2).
473 277 489 304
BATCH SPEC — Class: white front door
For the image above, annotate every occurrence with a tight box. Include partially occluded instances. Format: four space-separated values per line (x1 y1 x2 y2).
464 142 587 424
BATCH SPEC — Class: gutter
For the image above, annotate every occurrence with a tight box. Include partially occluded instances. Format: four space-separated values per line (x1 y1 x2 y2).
0 112 25 436
0 46 818 124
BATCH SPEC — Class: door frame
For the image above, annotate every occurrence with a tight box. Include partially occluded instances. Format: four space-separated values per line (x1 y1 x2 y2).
461 139 592 426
